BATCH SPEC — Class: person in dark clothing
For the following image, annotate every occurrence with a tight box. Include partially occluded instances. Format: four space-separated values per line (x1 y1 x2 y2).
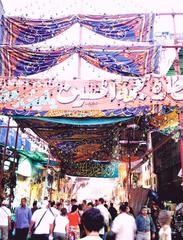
108 203 117 221
31 201 38 214
151 209 160 240
106 231 116 240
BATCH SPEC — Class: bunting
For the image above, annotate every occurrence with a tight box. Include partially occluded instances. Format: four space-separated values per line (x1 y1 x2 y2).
0 14 155 45
79 45 160 76
0 15 77 45
0 46 75 77
78 13 155 42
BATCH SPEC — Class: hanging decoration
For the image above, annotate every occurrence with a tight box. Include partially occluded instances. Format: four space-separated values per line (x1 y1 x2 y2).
0 46 75 77
0 106 150 117
0 15 77 45
150 109 179 130
0 45 160 77
0 75 182 114
149 109 180 141
61 160 119 178
79 45 160 76
15 145 119 178
0 13 155 45
13 115 148 178
13 117 127 163
78 13 155 42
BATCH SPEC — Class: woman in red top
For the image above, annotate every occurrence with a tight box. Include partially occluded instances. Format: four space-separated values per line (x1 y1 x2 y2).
68 205 80 239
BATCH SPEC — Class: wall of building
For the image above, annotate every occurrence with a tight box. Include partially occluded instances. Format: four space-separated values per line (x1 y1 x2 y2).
152 132 182 203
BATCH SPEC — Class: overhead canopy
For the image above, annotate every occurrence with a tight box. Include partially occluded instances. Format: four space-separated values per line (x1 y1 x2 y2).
14 116 148 165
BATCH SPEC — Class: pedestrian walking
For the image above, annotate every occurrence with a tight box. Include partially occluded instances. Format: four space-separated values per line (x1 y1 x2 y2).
136 206 156 240
80 207 104 240
29 202 55 240
31 201 38 214
53 208 69 240
108 203 117 221
158 210 172 240
0 199 11 240
111 204 136 240
97 198 111 239
68 205 80 240
15 197 32 240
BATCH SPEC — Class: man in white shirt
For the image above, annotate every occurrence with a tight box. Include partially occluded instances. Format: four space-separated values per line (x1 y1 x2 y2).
0 199 11 240
111 204 137 240
96 198 111 239
30 205 55 240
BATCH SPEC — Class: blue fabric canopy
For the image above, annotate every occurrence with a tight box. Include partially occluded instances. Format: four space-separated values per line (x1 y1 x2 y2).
13 116 132 125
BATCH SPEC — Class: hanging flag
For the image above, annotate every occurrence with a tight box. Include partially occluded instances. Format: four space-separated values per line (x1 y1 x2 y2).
0 15 77 45
0 46 75 77
79 45 160 76
79 13 155 42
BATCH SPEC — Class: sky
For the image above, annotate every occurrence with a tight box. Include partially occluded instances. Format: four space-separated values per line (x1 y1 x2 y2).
2 0 183 16
1 0 182 79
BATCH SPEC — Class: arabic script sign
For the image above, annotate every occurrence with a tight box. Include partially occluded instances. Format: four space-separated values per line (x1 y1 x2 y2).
0 76 182 111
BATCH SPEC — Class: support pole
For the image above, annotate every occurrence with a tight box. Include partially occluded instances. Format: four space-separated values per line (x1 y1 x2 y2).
179 112 183 185
13 126 19 167
147 131 153 189
128 153 132 199
77 0 83 80
42 149 51 201
9 126 19 205
172 13 181 75
0 116 11 197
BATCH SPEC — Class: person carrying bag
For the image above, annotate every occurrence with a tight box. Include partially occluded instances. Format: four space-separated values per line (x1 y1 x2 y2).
30 210 47 237
30 208 55 240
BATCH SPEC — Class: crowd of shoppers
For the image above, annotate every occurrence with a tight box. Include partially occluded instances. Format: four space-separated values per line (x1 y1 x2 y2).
0 197 175 240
